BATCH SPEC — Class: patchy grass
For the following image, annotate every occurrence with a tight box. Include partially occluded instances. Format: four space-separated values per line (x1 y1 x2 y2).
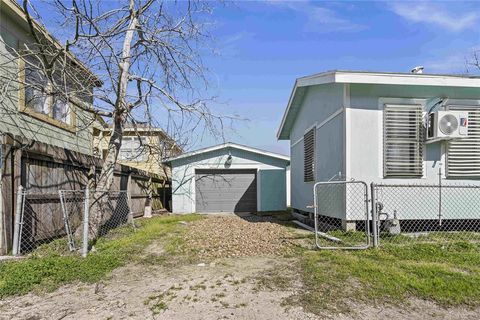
296 241 480 315
0 214 202 298
145 292 169 314
253 263 296 292
2 210 480 318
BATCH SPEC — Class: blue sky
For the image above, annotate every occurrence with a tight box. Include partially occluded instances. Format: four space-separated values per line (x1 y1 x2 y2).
200 1 480 155
31 0 480 155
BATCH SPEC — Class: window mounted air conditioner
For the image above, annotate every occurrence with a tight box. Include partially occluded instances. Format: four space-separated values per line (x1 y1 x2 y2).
426 111 468 142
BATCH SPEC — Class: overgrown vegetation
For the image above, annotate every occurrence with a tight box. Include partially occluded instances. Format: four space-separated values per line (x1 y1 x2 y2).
0 215 202 298
297 241 480 315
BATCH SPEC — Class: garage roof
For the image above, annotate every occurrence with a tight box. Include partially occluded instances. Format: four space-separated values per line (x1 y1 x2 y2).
277 70 480 140
164 142 290 164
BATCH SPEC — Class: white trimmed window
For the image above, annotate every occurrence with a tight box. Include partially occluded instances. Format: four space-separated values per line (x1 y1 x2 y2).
446 106 480 177
304 128 315 182
119 137 148 161
383 104 424 177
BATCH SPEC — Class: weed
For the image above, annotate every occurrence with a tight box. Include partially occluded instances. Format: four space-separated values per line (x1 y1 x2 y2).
0 214 203 298
189 284 207 291
235 302 248 308
295 242 480 315
150 300 168 314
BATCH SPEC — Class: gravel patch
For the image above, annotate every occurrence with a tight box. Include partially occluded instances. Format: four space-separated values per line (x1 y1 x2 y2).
185 215 292 258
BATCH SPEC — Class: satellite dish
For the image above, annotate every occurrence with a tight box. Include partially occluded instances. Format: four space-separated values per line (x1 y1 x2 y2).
439 114 459 135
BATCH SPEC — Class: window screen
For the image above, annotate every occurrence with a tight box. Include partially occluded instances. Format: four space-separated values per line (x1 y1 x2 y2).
383 104 423 177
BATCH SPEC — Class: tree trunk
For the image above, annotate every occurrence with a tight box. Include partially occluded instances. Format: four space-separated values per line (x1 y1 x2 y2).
89 2 138 239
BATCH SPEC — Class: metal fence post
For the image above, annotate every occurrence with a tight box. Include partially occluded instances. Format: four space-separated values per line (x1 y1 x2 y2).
82 187 90 258
127 173 134 226
370 183 378 248
12 185 23 256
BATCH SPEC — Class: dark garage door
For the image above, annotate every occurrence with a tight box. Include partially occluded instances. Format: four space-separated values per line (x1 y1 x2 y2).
195 169 257 212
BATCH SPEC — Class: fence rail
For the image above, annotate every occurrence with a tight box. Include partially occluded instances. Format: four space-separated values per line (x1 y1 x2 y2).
12 187 136 257
371 182 480 247
312 179 480 250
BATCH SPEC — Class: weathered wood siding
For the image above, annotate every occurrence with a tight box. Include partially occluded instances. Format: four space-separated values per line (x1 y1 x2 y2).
0 136 168 253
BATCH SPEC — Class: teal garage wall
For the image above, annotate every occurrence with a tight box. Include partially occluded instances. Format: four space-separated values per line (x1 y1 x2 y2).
260 169 287 211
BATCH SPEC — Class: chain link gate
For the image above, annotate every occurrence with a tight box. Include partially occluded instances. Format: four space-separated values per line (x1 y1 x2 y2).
313 180 371 249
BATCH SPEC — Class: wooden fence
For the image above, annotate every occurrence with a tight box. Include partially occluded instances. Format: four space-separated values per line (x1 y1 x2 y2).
0 135 169 254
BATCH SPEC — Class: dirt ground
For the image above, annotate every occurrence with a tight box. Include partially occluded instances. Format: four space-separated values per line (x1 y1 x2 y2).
1 215 479 320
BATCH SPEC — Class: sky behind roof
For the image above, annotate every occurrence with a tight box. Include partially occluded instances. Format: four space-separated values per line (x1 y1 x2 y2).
200 0 480 155
32 0 480 156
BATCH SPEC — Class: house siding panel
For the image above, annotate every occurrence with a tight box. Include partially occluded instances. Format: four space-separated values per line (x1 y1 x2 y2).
289 83 345 214
0 11 94 155
348 84 480 184
346 84 480 221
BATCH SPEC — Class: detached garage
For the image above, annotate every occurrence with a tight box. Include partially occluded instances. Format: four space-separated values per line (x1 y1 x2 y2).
166 143 290 213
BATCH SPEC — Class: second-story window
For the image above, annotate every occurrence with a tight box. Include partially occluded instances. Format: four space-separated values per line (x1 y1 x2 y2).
119 136 148 161
20 55 75 128
24 66 49 115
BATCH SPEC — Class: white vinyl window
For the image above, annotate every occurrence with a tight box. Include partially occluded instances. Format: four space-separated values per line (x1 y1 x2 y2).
383 104 424 177
446 106 480 177
119 137 147 161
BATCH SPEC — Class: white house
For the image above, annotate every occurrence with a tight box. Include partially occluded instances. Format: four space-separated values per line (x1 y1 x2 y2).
277 70 480 227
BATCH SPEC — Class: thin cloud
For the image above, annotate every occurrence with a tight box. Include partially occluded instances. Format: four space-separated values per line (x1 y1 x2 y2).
304 6 366 33
390 2 478 32
267 1 366 33
424 53 469 74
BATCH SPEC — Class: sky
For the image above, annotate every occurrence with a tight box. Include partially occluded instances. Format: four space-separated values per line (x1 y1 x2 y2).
199 0 480 155
29 0 480 156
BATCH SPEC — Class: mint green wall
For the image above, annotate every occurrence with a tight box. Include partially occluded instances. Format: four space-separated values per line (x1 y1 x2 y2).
0 10 94 155
348 83 480 185
260 169 287 211
289 83 345 214
347 83 480 221
171 147 289 213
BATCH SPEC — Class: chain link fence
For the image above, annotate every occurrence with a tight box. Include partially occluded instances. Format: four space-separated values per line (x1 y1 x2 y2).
11 189 73 255
314 181 370 249
12 187 135 257
59 190 85 252
372 183 480 247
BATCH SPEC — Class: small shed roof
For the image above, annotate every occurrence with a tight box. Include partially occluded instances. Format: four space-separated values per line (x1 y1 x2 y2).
164 142 290 164
277 70 480 140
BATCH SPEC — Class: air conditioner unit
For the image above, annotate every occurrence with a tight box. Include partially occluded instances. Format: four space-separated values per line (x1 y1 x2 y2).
427 111 468 142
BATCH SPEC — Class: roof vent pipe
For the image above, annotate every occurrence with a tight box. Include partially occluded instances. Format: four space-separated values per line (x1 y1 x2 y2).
411 66 424 74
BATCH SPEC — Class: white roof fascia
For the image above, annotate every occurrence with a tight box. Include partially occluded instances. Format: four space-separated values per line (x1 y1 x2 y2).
276 81 299 139
165 142 290 163
297 71 480 88
277 71 480 140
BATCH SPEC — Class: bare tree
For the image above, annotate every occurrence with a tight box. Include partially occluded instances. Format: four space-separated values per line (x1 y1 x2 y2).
1 0 233 238
468 50 480 73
